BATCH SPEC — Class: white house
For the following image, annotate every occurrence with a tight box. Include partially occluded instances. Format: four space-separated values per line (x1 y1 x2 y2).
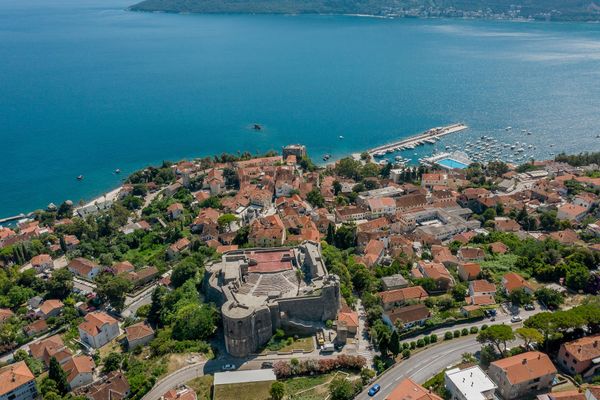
78 312 119 348
444 366 497 400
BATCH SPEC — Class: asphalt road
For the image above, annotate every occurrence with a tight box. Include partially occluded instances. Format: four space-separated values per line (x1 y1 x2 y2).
355 336 481 400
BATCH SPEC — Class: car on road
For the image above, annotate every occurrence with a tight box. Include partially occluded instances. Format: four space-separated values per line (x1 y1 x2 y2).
368 384 381 396
524 304 535 311
511 315 522 323
261 362 273 369
221 364 236 371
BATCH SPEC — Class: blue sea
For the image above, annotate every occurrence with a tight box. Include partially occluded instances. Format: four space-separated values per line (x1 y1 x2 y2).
2 0 600 218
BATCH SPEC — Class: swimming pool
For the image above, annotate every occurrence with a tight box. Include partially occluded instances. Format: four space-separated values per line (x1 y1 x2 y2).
436 158 469 169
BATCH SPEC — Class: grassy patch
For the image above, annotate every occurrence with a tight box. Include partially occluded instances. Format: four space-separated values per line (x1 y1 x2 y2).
261 335 314 353
186 375 213 400
283 373 334 395
481 254 522 281
213 381 274 400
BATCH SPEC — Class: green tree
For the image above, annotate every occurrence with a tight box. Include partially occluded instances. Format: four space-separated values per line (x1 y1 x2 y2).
566 263 590 291
45 269 74 300
217 214 238 229
269 381 285 400
148 286 167 326
96 275 133 312
172 303 217 341
509 288 533 306
307 188 325 208
48 357 69 395
326 223 335 245
102 352 122 373
515 327 543 349
329 377 355 400
535 288 564 309
171 258 199 288
389 330 401 358
476 324 515 355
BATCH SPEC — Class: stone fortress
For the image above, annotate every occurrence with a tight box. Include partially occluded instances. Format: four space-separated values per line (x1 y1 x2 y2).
204 241 340 357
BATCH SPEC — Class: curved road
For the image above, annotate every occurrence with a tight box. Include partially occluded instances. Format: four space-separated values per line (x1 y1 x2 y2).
355 336 481 400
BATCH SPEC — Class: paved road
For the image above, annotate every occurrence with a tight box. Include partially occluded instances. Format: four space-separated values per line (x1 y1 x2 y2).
355 337 481 400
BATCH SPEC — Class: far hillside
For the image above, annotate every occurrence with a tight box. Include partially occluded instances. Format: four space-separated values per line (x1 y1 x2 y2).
129 0 600 21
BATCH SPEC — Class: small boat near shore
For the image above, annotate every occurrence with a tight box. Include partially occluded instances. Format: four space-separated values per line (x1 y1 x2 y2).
77 175 84 181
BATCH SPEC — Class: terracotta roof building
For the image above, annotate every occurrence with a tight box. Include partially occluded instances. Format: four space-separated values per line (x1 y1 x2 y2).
78 312 119 349
488 351 557 400
502 272 533 294
386 378 442 400
0 361 37 400
125 322 155 350
378 286 429 311
63 355 95 389
557 334 600 377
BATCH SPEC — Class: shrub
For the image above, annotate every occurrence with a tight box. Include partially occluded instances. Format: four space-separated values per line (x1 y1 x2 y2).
461 328 469 336
430 334 438 343
402 342 410 350
423 335 431 345
470 326 479 334
453 330 461 338
410 341 417 350
417 339 425 348
402 349 411 358
444 332 453 340
481 324 488 331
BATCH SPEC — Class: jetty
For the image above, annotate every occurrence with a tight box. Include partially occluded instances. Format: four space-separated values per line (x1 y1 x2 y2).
368 123 468 158
0 213 32 224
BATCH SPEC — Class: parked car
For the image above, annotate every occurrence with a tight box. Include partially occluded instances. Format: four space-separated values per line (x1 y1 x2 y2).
511 315 522 323
368 384 381 396
221 364 236 371
524 304 535 311
261 362 273 369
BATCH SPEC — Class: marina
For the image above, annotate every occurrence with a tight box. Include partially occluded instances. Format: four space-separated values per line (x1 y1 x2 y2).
368 123 468 159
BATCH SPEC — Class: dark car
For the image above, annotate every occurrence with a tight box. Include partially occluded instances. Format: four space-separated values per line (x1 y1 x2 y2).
261 362 273 369
368 384 381 396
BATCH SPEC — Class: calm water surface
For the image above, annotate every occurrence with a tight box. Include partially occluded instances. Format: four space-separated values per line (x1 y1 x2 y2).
2 0 600 216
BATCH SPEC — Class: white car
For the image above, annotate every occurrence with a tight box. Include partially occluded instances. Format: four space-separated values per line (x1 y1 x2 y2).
510 316 522 323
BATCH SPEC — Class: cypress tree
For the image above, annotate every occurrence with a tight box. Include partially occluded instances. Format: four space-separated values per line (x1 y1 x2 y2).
48 357 69 395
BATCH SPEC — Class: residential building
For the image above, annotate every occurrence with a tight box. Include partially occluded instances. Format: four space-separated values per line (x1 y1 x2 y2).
167 237 191 259
378 286 429 311
336 309 359 343
78 312 120 349
488 351 557 400
458 262 481 281
30 254 53 272
161 386 197 400
36 299 64 320
167 203 184 220
68 258 102 280
248 215 286 247
0 361 37 400
557 334 600 377
367 197 396 218
63 355 95 389
444 366 497 400
457 247 485 262
29 334 72 366
77 371 130 400
381 274 409 291
501 272 533 295
557 203 588 222
125 322 155 350
384 303 431 329
413 261 454 290
386 378 443 400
